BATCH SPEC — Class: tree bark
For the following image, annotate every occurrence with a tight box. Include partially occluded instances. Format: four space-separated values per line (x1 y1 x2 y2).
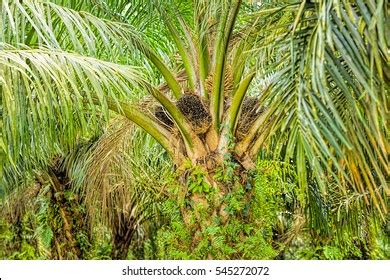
38 167 82 259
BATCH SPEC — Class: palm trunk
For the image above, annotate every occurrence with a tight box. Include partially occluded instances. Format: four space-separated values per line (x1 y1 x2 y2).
170 154 261 259
36 165 83 259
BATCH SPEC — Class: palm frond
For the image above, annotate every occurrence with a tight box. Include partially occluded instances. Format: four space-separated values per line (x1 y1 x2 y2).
0 46 161 187
1 0 184 94
247 0 388 216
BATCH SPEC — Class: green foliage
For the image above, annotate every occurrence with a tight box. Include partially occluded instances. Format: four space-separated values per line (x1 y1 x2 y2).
213 154 240 183
4 213 39 260
138 158 388 260
183 160 211 194
150 159 301 259
1 157 388 260
87 228 113 260
35 195 54 257
0 219 13 259
283 198 389 260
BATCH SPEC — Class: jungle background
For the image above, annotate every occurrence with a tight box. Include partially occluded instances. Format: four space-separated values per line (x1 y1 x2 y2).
0 0 389 259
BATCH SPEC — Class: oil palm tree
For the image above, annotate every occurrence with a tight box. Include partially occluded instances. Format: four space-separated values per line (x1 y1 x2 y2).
1 0 388 258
